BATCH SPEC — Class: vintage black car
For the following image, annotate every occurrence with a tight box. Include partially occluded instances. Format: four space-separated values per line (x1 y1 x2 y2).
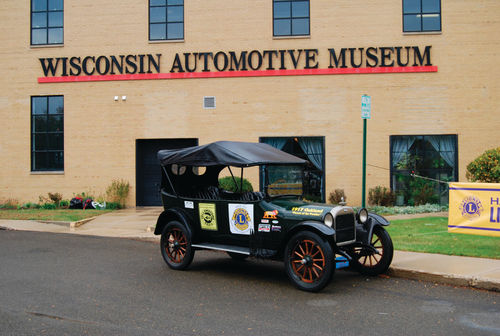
154 141 393 292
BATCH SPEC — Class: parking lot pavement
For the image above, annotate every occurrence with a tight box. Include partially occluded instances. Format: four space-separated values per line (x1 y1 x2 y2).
1 208 499 292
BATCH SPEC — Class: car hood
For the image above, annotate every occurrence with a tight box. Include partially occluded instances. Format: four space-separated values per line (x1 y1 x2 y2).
267 198 334 220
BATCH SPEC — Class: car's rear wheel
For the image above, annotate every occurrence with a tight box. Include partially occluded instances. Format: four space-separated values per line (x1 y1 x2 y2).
160 221 194 270
284 231 334 292
351 226 393 276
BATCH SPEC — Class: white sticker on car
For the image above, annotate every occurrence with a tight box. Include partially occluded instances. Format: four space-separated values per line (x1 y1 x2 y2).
184 201 194 209
228 203 254 235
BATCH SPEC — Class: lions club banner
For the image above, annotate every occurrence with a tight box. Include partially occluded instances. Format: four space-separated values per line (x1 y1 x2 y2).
448 182 500 237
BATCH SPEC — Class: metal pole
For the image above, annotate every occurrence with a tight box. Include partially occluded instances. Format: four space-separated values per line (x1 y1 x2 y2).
362 118 367 208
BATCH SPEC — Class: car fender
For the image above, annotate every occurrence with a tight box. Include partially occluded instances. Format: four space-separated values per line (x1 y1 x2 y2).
358 213 390 245
280 220 336 254
154 208 193 236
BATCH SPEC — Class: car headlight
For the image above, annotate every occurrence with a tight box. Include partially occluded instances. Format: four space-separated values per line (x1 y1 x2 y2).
324 213 333 227
356 208 369 224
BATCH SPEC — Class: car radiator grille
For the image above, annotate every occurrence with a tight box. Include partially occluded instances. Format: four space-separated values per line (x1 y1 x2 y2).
334 213 356 244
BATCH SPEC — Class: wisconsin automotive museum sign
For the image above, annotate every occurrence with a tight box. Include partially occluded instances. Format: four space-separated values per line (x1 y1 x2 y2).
38 45 436 83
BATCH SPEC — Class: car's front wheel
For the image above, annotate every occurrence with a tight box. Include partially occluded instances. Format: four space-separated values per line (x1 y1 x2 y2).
284 231 334 292
160 221 194 270
350 226 393 276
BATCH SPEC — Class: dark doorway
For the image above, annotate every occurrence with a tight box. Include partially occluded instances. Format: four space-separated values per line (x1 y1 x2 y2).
136 138 198 206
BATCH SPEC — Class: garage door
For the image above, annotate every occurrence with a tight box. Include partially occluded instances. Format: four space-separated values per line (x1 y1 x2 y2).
136 138 198 206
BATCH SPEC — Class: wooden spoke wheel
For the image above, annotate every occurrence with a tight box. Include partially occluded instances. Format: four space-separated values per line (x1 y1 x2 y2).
160 221 194 270
285 231 334 292
351 226 393 276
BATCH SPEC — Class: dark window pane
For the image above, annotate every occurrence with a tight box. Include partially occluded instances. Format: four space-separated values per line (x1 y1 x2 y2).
274 19 291 36
34 134 47 150
292 1 309 17
403 0 420 13
48 0 63 10
49 96 63 114
48 11 63 27
48 133 63 150
32 12 47 28
292 18 309 35
150 0 166 5
150 23 166 40
48 28 63 43
150 7 166 23
403 14 421 31
274 2 290 19
167 23 183 39
34 152 48 170
47 115 63 132
168 0 183 4
422 0 440 12
33 116 47 132
46 152 63 170
32 0 47 11
168 6 183 22
422 14 440 31
32 97 47 114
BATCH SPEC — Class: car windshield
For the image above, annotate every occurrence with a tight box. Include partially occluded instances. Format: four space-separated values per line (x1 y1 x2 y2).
266 165 303 197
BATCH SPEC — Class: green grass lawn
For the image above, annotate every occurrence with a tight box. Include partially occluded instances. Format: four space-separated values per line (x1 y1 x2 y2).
0 209 112 222
386 217 500 259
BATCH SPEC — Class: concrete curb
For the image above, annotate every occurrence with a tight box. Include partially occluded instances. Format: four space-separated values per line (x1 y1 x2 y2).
37 216 98 229
388 267 500 292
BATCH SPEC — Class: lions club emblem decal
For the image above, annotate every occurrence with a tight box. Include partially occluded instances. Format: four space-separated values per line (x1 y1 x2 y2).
459 196 483 220
232 208 251 231
228 203 254 235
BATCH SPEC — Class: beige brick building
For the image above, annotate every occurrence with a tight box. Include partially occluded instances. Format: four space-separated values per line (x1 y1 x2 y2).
1 0 499 206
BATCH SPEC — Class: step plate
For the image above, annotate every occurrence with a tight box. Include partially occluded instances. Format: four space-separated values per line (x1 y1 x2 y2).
192 243 250 255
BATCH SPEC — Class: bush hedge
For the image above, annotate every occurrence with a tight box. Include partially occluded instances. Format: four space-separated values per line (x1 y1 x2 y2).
466 147 500 183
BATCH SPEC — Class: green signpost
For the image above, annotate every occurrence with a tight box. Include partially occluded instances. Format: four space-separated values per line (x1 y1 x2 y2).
361 95 371 208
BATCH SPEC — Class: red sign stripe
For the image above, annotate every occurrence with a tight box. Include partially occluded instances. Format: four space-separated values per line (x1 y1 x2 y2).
38 66 438 83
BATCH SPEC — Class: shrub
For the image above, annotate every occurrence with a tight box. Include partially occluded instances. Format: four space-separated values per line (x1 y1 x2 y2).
21 202 40 209
466 147 500 183
368 186 395 206
328 189 346 204
48 192 63 207
105 202 122 210
59 199 70 208
106 179 130 208
41 203 56 210
218 176 253 192
0 199 19 209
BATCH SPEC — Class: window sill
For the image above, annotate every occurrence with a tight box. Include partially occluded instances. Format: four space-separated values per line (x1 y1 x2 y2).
403 31 442 36
30 171 64 175
30 44 64 49
273 35 311 40
149 39 185 44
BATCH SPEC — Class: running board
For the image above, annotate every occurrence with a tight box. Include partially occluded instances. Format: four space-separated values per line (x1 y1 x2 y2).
192 243 250 255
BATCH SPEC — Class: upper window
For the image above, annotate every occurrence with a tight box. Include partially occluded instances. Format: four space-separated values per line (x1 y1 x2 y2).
273 0 310 37
31 96 64 171
149 0 184 41
31 0 64 45
403 0 441 32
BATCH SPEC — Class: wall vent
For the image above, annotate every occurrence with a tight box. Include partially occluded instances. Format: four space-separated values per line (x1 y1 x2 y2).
203 96 216 109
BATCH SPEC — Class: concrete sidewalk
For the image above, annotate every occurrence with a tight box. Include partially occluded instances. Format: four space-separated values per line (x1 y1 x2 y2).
1 207 499 292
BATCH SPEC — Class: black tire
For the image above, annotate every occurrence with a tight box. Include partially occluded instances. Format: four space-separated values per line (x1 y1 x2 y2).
351 226 393 276
160 221 195 270
227 252 249 261
284 231 334 292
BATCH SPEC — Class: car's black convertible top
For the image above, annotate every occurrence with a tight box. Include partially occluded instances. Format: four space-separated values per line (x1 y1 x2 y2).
157 141 306 167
